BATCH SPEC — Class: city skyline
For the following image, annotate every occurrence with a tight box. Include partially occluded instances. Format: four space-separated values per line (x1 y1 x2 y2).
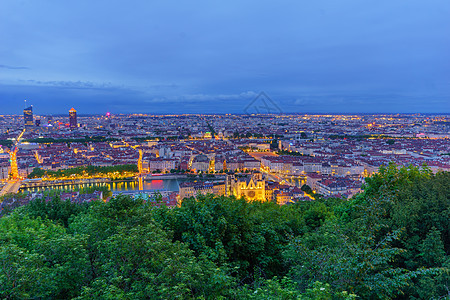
1 1 449 294
4 106 450 117
1 1 449 114
3 107 450 117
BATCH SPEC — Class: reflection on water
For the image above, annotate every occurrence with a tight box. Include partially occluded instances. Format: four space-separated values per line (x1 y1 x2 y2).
138 177 143 191
20 179 181 193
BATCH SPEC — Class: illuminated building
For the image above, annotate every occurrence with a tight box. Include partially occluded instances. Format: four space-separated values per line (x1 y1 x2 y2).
226 172 266 202
178 181 225 200
148 158 177 172
69 108 77 129
24 106 33 127
105 112 112 129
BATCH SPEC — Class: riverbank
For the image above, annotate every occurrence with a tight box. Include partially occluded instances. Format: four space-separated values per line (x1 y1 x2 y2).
19 175 227 194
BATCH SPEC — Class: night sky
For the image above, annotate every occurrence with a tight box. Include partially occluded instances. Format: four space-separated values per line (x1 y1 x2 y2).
1 0 449 115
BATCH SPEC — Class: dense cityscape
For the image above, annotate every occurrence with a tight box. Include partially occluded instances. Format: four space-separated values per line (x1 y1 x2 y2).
1 105 449 298
2 0 449 297
1 105 448 210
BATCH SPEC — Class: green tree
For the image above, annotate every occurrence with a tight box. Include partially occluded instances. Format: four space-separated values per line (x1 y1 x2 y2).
420 227 446 268
330 164 449 298
153 194 306 282
77 223 232 299
20 196 90 227
0 213 90 298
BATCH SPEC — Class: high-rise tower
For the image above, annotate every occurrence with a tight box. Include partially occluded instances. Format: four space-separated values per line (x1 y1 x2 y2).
24 106 33 127
69 108 77 129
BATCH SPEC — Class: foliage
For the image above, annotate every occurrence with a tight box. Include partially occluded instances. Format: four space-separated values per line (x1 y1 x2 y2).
131 136 161 141
234 278 356 299
386 139 395 145
69 195 234 299
19 196 90 227
288 164 449 298
152 194 306 281
328 134 402 140
0 191 28 203
270 139 279 150
276 150 309 156
0 214 90 299
300 184 312 194
28 164 138 179
0 139 13 147
77 224 233 299
24 136 119 144
0 165 448 299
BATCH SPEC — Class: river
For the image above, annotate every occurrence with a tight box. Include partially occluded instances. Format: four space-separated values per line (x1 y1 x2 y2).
19 178 183 193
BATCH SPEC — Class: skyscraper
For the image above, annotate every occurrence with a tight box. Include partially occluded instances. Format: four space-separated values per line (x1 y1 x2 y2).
24 106 33 127
69 108 77 129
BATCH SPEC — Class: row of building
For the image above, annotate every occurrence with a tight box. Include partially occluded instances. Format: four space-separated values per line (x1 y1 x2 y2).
177 172 359 205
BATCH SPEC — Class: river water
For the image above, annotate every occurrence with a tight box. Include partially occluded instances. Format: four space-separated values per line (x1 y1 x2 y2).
19 178 182 193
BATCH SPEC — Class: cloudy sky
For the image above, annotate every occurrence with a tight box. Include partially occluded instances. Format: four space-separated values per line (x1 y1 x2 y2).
0 0 449 114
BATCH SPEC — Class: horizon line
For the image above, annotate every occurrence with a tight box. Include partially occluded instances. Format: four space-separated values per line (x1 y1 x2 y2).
1 112 449 116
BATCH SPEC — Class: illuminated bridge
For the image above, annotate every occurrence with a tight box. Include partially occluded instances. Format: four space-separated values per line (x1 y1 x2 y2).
0 180 22 197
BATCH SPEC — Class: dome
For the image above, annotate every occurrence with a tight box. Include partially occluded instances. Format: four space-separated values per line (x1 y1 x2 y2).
193 154 209 163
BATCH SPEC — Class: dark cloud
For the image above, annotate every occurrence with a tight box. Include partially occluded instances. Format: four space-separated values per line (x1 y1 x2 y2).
0 0 449 114
0 64 29 70
20 80 122 90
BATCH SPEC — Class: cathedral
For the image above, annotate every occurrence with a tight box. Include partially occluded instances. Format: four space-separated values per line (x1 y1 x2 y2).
226 172 266 202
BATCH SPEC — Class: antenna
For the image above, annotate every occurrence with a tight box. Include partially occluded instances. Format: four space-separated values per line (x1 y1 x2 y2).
24 99 27 108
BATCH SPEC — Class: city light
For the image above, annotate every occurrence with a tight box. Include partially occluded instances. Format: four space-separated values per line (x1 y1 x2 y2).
0 112 448 201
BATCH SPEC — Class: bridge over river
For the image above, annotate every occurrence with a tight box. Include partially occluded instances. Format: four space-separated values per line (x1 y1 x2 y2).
2 174 226 196
0 180 22 196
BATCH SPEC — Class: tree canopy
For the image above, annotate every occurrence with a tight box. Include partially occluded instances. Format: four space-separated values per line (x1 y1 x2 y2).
1 164 448 299
28 164 138 179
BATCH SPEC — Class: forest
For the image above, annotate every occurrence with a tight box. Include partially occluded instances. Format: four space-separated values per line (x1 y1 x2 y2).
1 164 448 299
